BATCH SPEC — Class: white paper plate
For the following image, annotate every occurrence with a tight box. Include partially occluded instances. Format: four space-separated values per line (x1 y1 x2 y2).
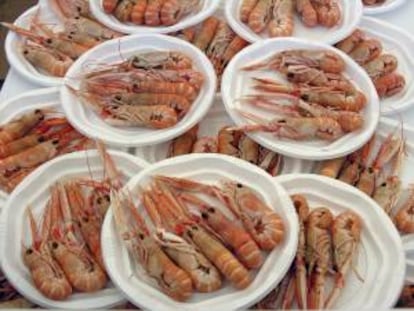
61 34 217 147
0 149 148 309
4 5 64 87
102 154 299 311
89 0 220 35
221 38 380 160
357 17 414 115
224 0 362 44
403 234 414 284
276 173 405 309
134 95 308 173
363 0 407 15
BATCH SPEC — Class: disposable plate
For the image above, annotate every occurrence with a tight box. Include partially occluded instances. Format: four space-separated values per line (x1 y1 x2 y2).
225 0 362 44
61 34 217 147
89 0 220 35
357 17 414 115
363 0 407 15
4 5 63 87
221 38 380 160
0 149 149 309
276 173 405 309
102 154 299 311
134 95 310 174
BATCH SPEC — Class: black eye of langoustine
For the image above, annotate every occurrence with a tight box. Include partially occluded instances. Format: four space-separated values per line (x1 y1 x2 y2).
52 242 58 249
237 183 243 188
201 212 208 219
26 249 33 255
139 234 144 240
208 207 215 213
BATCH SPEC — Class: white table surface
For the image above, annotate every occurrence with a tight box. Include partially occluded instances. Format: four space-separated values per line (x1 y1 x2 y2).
1 1 414 117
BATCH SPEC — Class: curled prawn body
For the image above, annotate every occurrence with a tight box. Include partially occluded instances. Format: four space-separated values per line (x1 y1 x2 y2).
220 181 285 251
23 207 72 301
193 17 220 52
306 207 333 310
131 0 148 24
206 22 236 68
268 0 294 38
240 0 259 23
23 246 73 300
0 110 44 145
362 54 398 81
312 0 341 28
335 29 366 54
145 0 165 26
114 0 136 22
160 0 200 26
374 72 406 98
248 0 275 34
168 125 199 157
296 0 317 27
348 39 383 65
49 240 107 292
325 211 361 309
155 231 222 293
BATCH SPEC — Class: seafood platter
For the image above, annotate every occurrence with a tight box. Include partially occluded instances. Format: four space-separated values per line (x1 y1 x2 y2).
225 0 362 44
89 0 220 35
1 0 414 309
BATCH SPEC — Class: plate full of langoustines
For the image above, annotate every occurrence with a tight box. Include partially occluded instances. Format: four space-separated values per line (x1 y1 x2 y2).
89 0 220 35
101 153 299 310
221 37 380 160
60 33 217 147
0 144 149 309
225 0 362 44
268 173 405 310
